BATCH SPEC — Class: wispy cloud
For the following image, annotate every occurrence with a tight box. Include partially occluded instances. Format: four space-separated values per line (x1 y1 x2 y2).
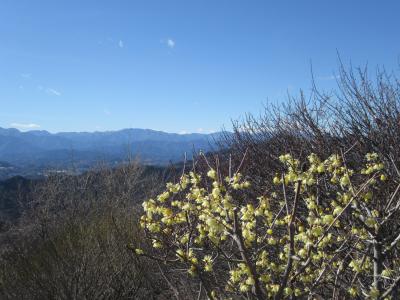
10 123 41 130
45 88 61 96
161 38 175 49
20 75 62 96
37 86 62 96
37 85 61 97
167 38 175 48
103 108 111 115
98 37 125 49
179 130 188 135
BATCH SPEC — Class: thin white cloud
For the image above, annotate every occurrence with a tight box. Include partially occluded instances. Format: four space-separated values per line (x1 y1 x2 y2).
10 123 41 130
197 128 204 133
103 108 111 115
45 88 61 96
167 38 175 48
179 130 188 135
160 38 176 49
37 86 61 96
118 40 124 48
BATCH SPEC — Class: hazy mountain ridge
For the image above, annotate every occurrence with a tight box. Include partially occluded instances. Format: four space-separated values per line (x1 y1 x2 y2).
0 127 223 179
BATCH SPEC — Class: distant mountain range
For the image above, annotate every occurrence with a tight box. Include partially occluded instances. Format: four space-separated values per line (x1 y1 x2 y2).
0 127 224 179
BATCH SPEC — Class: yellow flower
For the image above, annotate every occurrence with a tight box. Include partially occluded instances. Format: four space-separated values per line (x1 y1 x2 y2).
348 287 358 297
369 287 380 299
333 206 343 216
243 181 251 188
188 265 197 276
157 191 170 202
365 217 376 227
229 269 241 283
245 276 255 285
135 248 144 255
311 226 323 237
176 249 185 259
322 214 334 225
349 260 361 273
382 268 393 277
239 283 250 292
212 187 221 198
308 153 320 164
363 191 373 201
207 169 217 179
340 174 350 187
366 153 379 161
317 164 325 173
152 240 162 248
203 255 213 272
284 287 293 296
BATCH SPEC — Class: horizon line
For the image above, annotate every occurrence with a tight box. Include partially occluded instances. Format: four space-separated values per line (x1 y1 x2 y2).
0 126 227 136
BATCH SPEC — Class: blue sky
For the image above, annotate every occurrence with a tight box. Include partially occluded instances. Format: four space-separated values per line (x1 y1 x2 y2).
1 0 399 133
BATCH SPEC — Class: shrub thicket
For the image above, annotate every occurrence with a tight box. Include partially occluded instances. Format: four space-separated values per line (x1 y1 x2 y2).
0 162 172 299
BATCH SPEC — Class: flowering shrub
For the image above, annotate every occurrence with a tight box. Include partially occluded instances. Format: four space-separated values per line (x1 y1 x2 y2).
136 153 400 299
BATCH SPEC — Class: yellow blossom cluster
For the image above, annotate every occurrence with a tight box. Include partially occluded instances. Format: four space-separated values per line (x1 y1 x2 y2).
136 152 396 299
